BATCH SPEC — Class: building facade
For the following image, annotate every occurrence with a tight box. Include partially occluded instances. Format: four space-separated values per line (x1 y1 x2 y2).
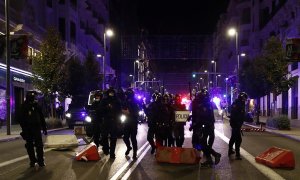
214 0 300 126
0 0 112 124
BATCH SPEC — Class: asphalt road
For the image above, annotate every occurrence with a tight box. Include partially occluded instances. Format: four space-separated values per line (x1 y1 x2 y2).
0 117 299 180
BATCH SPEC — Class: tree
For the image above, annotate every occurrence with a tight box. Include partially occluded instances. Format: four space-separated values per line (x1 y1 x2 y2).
239 57 269 98
31 27 66 117
83 51 101 93
64 57 86 96
240 36 298 116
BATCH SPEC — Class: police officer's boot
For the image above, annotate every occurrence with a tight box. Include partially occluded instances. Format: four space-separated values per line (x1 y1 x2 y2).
110 138 117 159
200 158 213 168
25 143 37 167
125 146 132 156
235 150 242 160
36 144 45 167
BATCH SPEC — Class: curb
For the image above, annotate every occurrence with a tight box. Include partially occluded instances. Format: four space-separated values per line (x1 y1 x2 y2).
244 123 300 143
0 127 69 143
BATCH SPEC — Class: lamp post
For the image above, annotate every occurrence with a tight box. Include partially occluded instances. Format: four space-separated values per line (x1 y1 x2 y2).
200 77 204 89
102 29 114 90
204 70 209 90
228 28 239 93
216 74 221 87
211 60 217 87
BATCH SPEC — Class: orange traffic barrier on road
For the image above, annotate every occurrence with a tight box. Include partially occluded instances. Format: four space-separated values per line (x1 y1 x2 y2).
155 146 201 164
255 146 295 169
75 142 100 161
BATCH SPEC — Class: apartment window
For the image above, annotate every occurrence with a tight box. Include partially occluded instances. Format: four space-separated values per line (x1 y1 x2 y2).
59 0 65 4
70 21 76 43
47 0 53 8
259 7 269 29
59 18 66 40
241 8 251 24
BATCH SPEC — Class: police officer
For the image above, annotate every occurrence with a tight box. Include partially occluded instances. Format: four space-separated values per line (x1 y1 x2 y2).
228 92 248 160
91 90 103 148
191 89 221 167
17 91 47 167
122 88 140 159
172 94 186 147
97 88 122 159
145 92 161 154
161 94 174 147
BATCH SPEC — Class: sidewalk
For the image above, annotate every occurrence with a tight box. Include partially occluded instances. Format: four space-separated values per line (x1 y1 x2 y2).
223 115 300 143
0 124 68 142
244 116 300 143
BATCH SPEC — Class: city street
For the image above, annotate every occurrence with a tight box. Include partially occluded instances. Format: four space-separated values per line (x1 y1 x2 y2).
0 116 299 180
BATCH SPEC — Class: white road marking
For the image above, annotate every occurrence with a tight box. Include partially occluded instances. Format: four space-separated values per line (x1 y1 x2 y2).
110 141 150 180
214 129 285 180
0 148 52 168
121 145 151 180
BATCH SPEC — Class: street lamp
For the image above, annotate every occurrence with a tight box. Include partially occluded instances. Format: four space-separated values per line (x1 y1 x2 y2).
216 74 221 87
228 27 239 93
102 28 114 90
204 70 210 90
200 77 204 89
211 60 217 87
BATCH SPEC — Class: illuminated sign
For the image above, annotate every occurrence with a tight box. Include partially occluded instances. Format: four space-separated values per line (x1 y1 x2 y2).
13 76 25 83
175 111 190 122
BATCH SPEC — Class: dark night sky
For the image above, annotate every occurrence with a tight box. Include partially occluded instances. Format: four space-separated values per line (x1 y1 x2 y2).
137 0 229 35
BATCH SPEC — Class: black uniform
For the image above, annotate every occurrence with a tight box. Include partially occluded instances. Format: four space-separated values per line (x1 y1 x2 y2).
159 99 173 147
228 92 247 160
191 90 221 167
97 89 122 159
17 91 47 167
91 94 103 148
172 100 186 147
122 89 140 159
145 92 161 154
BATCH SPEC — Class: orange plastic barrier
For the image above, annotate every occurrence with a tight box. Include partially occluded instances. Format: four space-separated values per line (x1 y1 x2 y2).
75 142 100 161
155 146 200 164
255 146 295 169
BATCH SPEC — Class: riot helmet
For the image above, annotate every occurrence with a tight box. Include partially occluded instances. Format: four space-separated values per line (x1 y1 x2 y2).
238 92 248 102
26 91 37 102
162 94 169 104
174 94 181 104
125 88 135 100
106 87 116 98
94 90 103 101
152 91 161 102
199 88 210 102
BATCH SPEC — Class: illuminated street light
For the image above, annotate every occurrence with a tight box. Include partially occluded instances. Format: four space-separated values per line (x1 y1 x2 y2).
241 53 246 57
227 27 240 94
211 60 217 87
102 28 114 90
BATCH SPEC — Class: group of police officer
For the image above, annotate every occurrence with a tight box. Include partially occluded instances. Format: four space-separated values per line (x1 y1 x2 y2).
17 87 247 169
145 92 187 154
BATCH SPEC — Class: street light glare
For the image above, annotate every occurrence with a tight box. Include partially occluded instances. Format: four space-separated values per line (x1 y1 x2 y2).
97 54 102 57
211 60 215 63
228 28 237 36
241 53 246 57
106 29 114 37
